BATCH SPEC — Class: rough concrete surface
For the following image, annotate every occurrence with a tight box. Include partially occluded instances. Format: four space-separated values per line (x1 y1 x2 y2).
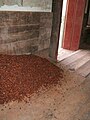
0 12 52 55
0 66 90 120
0 0 52 10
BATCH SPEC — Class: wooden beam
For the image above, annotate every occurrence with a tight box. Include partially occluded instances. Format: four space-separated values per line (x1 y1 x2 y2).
49 0 63 61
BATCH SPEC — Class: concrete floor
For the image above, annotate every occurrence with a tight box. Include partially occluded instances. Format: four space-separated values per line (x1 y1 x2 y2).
0 49 90 120
0 65 90 120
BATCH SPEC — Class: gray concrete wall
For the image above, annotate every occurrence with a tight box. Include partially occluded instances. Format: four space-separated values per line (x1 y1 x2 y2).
3 0 22 6
0 0 52 10
0 0 3 6
23 0 52 9
0 11 52 55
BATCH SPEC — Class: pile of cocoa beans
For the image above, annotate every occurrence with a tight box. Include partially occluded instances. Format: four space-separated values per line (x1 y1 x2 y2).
0 54 63 104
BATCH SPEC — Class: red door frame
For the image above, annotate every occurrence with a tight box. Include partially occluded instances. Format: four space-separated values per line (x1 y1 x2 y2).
63 0 86 50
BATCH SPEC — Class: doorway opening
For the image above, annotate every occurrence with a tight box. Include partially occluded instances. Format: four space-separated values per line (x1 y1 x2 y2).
80 0 90 50
58 0 68 53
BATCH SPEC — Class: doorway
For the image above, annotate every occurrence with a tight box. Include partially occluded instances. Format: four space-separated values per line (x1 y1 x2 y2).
80 0 90 50
49 0 86 61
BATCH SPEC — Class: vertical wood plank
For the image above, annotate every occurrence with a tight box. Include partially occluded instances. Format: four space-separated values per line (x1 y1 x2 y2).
49 0 63 61
70 0 86 50
63 0 77 49
63 0 86 50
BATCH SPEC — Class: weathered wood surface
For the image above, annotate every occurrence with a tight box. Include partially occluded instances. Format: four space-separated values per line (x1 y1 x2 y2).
57 49 90 78
61 50 89 65
76 60 90 77
68 53 90 70
49 0 63 60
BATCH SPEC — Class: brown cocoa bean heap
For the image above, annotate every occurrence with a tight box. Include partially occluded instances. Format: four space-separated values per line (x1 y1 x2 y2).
0 54 63 104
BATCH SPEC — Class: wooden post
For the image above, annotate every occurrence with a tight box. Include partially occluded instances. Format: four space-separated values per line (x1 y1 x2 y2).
49 0 63 61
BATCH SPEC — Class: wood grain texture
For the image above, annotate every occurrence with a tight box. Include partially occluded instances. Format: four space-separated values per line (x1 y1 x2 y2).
61 50 89 65
49 0 63 60
76 60 90 77
57 48 90 77
68 53 90 70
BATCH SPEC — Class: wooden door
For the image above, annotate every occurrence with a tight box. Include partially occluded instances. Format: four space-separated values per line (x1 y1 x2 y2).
63 0 86 50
